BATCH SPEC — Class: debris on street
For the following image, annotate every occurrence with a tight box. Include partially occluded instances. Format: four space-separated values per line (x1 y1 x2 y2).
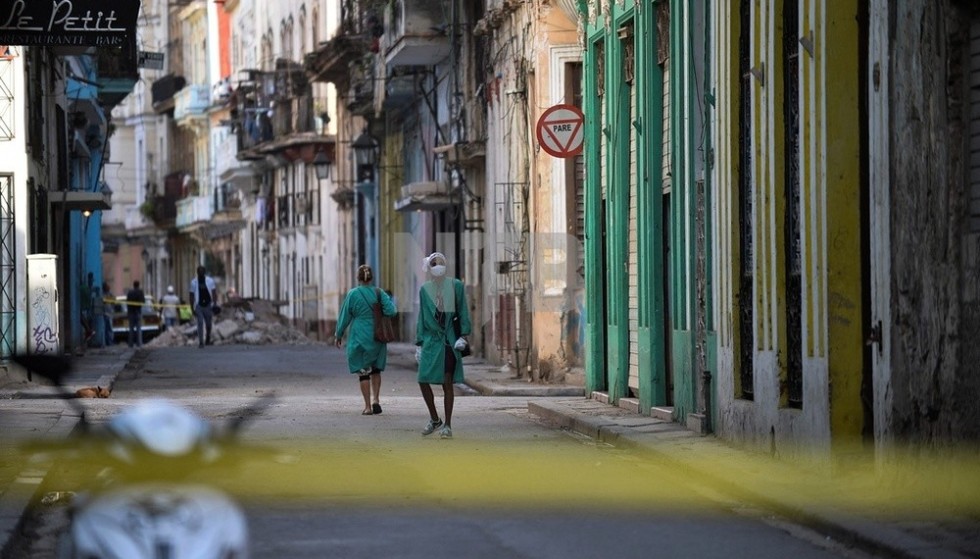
146 298 319 347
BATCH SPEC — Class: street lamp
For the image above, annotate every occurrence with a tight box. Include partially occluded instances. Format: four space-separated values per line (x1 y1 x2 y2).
351 130 381 174
313 147 331 181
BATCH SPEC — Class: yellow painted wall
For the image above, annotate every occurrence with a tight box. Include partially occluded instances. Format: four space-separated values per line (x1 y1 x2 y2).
823 0 864 442
711 0 864 453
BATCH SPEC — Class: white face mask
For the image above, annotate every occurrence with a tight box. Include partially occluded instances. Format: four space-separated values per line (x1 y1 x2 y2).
430 265 447 277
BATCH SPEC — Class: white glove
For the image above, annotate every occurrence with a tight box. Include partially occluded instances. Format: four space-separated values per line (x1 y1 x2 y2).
415 346 422 364
454 338 468 351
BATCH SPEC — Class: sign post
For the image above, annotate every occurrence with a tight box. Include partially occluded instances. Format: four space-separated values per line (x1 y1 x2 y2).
535 104 585 158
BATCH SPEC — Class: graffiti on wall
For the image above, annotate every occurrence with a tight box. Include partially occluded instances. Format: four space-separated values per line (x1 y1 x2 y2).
30 286 56 353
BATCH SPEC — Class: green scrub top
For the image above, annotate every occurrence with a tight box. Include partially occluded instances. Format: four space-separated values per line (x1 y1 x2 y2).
335 285 397 374
416 278 471 384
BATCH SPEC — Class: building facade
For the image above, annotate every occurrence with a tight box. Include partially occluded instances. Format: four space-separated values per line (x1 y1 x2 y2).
0 0 139 358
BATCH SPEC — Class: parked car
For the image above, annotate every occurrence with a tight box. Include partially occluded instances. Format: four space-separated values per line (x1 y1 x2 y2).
111 295 163 342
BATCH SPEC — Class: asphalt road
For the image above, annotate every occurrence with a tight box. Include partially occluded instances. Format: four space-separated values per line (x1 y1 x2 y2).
4 344 874 559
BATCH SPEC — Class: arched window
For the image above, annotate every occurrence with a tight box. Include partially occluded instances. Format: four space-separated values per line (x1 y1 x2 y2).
299 6 307 57
311 6 318 49
280 20 287 62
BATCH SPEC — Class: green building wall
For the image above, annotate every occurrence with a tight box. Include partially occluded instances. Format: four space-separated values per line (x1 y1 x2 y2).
581 0 716 426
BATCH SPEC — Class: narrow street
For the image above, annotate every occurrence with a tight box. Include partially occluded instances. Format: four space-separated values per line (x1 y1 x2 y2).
5 344 873 559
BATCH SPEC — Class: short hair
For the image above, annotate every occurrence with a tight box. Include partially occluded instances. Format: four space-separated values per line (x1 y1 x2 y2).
197 266 206 275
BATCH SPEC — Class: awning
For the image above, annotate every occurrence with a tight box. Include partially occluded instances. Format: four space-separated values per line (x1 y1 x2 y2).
48 191 111 212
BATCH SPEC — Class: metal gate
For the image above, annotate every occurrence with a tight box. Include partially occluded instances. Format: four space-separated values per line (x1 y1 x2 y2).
1 174 14 358
494 181 530 374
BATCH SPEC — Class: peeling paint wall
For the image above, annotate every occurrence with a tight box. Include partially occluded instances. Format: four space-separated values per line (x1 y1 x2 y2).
711 0 862 457
886 0 980 442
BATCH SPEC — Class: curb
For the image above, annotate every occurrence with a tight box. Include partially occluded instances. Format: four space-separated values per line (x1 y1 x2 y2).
527 400 971 559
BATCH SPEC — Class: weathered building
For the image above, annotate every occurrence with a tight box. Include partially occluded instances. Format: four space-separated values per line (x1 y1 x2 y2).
578 0 711 424
479 1 585 379
868 0 980 446
0 1 139 356
706 0 980 457
710 0 864 458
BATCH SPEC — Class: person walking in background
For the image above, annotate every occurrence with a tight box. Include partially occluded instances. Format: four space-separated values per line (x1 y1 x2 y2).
80 272 95 344
415 252 471 439
335 264 396 415
125 280 146 348
190 266 217 348
102 282 114 346
161 285 180 331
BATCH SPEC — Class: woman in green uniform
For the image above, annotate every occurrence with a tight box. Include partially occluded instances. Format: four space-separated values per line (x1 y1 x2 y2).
415 252 471 439
335 265 397 415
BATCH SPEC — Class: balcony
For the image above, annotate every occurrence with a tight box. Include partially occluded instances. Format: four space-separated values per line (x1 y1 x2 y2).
237 94 331 161
213 184 245 236
140 191 178 228
151 74 187 114
383 71 415 109
272 95 317 138
176 195 213 230
97 43 140 109
218 129 257 192
274 59 309 100
394 180 458 212
277 190 321 229
305 0 380 86
383 0 450 67
347 57 376 116
174 84 211 125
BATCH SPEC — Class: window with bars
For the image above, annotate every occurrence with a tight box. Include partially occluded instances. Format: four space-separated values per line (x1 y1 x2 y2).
0 174 14 358
565 61 585 285
619 24 634 85
783 0 803 408
738 0 755 401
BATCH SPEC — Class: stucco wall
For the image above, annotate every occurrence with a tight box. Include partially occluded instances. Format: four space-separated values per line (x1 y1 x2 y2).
528 6 582 378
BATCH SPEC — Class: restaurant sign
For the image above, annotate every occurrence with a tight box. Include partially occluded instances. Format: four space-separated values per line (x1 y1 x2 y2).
0 0 140 48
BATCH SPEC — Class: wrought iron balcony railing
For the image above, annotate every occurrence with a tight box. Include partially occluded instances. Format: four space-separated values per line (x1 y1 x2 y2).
277 190 320 228
272 94 317 138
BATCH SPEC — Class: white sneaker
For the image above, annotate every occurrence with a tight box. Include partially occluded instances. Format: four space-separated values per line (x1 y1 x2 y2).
439 426 453 439
422 418 443 436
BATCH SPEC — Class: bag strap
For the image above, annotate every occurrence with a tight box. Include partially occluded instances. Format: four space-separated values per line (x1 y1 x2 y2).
357 287 375 312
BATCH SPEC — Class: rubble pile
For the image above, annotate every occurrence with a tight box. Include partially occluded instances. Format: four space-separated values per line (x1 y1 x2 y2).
147 298 320 348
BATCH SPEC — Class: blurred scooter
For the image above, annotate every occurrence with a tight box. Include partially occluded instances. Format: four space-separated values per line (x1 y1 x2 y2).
13 353 270 559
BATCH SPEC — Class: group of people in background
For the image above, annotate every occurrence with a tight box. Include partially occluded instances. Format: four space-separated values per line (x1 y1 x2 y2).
334 251 471 440
100 266 220 350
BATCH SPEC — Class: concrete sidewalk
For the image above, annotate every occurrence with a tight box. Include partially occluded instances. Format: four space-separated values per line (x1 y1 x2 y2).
0 345 136 555
2 344 977 558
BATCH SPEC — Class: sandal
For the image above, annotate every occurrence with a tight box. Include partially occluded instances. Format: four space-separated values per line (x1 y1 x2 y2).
372 403 382 415
362 409 374 415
